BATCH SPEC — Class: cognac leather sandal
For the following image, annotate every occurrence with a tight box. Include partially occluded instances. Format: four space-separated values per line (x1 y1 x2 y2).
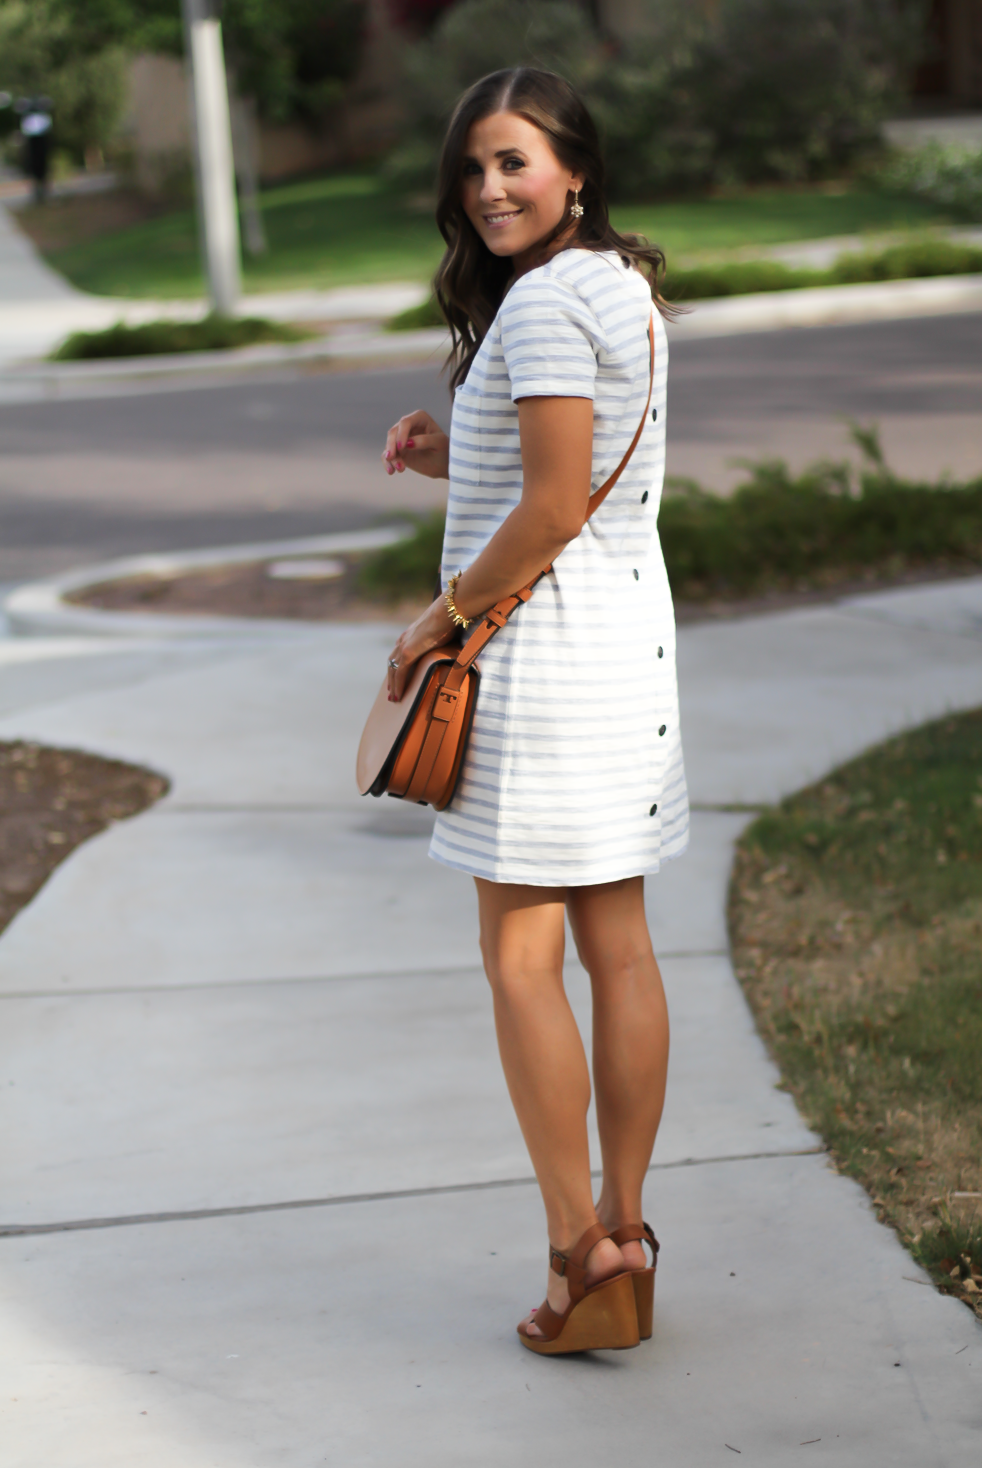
609 1222 660 1340
517 1222 640 1355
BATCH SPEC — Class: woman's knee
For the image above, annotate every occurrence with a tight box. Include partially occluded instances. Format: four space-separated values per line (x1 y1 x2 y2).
479 931 563 1005
567 878 654 982
475 879 566 1000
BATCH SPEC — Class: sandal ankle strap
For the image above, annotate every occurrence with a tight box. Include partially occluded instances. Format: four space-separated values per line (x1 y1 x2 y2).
609 1220 660 1263
549 1220 611 1294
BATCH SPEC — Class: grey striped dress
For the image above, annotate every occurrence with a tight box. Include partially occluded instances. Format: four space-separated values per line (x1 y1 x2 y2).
429 248 689 886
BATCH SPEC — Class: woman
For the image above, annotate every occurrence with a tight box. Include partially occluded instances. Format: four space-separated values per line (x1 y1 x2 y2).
380 68 688 1354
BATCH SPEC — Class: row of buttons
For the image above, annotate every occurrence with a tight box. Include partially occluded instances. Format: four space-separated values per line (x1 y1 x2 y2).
640 406 665 826
640 410 657 506
650 697 668 814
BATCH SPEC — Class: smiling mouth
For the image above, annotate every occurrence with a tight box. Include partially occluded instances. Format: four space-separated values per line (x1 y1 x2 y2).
484 209 522 228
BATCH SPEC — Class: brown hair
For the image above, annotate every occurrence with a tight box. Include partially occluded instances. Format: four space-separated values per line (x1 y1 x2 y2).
433 67 671 389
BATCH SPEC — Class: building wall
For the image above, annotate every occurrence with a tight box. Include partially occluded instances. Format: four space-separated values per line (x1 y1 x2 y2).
124 52 191 193
913 0 982 106
122 0 404 194
948 0 982 104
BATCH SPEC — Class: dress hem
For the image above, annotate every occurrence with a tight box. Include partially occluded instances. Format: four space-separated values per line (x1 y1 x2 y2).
426 834 690 887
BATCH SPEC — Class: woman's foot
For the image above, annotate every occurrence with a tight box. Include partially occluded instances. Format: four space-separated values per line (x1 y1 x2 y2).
612 1236 647 1272
519 1234 627 1340
597 1202 649 1271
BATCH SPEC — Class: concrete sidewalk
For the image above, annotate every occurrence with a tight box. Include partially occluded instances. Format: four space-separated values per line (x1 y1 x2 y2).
0 576 980 1465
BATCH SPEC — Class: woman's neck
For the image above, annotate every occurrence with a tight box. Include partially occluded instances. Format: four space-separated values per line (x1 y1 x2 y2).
511 225 581 279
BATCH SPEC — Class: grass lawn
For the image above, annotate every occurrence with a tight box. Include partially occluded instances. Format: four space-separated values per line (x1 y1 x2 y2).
729 709 982 1316
611 186 953 257
34 173 955 300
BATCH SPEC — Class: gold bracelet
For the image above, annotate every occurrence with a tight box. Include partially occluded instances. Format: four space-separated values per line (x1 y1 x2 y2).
444 570 472 629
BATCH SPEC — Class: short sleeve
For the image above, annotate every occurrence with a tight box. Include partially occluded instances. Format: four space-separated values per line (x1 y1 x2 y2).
498 271 602 403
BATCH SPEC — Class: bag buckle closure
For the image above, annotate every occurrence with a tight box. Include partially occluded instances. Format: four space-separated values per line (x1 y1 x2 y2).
433 688 459 721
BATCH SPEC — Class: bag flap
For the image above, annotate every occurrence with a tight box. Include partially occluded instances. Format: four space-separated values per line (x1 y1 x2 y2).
356 647 460 796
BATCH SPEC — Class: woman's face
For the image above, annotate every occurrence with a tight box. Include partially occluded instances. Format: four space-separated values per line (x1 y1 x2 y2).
460 110 584 275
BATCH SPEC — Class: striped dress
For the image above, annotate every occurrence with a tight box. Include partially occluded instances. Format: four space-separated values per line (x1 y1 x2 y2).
429 248 689 886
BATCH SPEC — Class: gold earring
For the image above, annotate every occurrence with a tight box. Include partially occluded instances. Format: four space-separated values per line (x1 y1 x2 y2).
570 187 584 219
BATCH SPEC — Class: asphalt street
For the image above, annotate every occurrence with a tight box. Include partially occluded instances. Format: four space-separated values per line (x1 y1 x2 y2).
1 312 980 581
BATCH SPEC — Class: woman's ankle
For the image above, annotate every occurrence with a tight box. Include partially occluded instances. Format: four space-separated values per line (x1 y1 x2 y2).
595 1195 642 1233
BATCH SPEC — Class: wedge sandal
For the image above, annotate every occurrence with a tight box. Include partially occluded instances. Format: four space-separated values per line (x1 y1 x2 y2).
517 1221 640 1355
609 1221 660 1340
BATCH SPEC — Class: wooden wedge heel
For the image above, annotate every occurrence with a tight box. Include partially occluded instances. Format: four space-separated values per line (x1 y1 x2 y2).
517 1222 641 1355
609 1222 660 1340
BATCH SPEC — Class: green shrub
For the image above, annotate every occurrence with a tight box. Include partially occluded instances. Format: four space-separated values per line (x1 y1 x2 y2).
385 0 921 200
663 236 982 299
382 0 597 193
878 142 982 223
357 512 446 600
0 0 128 164
357 427 982 604
390 239 982 312
665 259 817 299
659 427 982 600
830 237 982 283
51 314 315 361
388 295 446 331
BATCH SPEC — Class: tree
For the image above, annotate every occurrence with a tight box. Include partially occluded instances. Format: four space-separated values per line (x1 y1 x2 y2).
0 0 129 163
46 0 368 123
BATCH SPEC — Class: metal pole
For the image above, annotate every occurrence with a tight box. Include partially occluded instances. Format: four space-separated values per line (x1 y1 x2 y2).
181 0 241 314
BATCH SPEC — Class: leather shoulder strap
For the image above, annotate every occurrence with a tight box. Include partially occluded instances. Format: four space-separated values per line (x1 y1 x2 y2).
453 312 655 674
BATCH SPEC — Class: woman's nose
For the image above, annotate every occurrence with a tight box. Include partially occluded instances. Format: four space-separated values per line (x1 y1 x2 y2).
480 170 505 202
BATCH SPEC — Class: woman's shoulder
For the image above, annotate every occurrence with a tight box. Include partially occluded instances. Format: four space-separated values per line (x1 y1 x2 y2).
516 249 651 317
500 250 628 336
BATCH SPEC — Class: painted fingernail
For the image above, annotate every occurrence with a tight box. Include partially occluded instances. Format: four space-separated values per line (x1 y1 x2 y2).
405 439 415 449
396 441 403 450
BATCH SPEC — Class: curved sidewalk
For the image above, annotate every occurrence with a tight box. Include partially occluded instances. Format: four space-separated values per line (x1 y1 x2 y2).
0 577 980 1465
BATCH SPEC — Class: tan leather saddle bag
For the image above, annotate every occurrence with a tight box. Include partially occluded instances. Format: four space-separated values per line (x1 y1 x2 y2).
356 315 655 812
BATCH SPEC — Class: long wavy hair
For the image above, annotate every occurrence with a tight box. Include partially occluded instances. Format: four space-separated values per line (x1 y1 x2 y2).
434 67 671 389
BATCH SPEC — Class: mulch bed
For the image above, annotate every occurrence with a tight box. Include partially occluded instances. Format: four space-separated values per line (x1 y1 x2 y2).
13 189 174 253
68 556 979 626
69 559 429 624
0 742 168 941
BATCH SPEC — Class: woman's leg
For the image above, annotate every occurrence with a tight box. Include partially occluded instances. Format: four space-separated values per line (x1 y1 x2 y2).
474 878 625 1330
567 876 669 1268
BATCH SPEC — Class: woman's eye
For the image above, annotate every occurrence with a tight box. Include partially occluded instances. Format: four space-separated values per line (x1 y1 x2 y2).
502 156 524 171
462 161 481 177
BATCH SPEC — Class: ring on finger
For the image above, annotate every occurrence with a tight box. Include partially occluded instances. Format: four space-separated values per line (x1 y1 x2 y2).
387 658 400 670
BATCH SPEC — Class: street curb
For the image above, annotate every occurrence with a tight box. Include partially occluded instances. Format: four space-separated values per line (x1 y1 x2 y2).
3 526 413 641
0 328 450 403
665 271 982 339
2 273 981 403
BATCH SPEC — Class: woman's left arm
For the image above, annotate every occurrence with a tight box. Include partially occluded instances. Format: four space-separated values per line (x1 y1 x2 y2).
387 396 592 701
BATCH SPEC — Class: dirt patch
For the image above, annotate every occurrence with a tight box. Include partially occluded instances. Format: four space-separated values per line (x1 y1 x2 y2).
68 557 430 624
0 742 169 940
67 556 977 627
13 190 175 253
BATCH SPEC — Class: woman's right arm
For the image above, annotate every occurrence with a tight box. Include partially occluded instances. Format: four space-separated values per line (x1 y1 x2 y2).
382 409 449 479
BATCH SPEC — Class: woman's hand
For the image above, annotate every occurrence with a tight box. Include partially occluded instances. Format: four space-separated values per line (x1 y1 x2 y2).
387 595 458 702
382 409 450 480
